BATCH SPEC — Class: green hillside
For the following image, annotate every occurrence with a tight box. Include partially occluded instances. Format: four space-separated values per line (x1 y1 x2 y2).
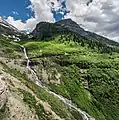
21 34 119 120
0 36 21 58
0 33 119 120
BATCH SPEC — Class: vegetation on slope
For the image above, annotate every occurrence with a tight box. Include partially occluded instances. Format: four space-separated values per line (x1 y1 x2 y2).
1 62 83 120
21 34 119 120
1 33 119 120
0 36 21 58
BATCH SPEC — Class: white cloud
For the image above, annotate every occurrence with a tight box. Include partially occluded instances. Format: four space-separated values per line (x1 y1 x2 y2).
7 16 37 30
7 0 53 31
66 0 119 41
6 0 119 41
12 11 19 15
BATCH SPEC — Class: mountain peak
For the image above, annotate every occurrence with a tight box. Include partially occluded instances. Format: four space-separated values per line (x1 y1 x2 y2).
32 18 119 48
56 19 79 27
56 18 74 23
31 18 91 39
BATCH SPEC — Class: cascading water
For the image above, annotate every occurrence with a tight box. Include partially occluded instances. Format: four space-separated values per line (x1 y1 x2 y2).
21 45 95 120
21 45 43 87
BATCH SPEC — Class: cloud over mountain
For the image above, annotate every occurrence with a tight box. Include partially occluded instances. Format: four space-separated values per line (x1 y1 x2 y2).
47 0 70 21
6 0 119 42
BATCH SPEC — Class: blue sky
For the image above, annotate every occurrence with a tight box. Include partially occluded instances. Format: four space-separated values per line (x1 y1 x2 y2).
0 0 33 22
0 0 70 23
49 0 70 21
0 0 69 22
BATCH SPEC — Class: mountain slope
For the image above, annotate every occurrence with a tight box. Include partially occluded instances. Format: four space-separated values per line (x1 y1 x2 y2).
32 19 119 47
1 19 119 120
22 34 119 120
0 17 27 39
0 37 85 120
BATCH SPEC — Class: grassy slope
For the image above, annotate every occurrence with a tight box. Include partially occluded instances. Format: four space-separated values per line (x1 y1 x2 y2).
1 62 82 120
0 36 84 120
0 36 21 58
22 34 119 120
1 34 119 120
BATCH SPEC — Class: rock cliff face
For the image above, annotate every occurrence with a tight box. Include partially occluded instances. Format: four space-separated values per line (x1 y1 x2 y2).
0 77 7 110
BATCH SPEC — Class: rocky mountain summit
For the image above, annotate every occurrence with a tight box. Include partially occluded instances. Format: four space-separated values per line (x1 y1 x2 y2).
32 19 119 47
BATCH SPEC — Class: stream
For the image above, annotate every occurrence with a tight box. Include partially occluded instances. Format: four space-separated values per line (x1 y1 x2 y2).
21 45 95 120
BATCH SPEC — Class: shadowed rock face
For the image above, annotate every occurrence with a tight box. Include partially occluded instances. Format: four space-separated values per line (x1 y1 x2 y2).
31 19 85 39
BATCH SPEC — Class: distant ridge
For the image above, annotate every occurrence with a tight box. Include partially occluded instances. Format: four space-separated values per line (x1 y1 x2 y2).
32 19 119 47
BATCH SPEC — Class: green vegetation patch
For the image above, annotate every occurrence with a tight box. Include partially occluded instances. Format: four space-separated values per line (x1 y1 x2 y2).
1 62 83 120
23 41 82 58
21 34 119 120
0 37 21 58
19 89 49 120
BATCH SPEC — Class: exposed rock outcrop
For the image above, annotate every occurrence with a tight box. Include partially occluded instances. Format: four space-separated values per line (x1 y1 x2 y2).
0 76 7 110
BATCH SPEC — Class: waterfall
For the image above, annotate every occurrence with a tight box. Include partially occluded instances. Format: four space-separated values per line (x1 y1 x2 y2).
21 45 95 120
